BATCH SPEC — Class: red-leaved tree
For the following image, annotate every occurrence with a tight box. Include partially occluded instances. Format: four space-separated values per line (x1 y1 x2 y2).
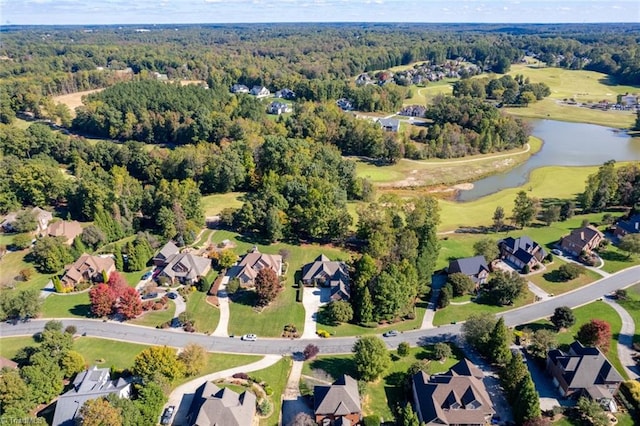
89 284 116 317
576 319 612 353
107 271 128 299
254 268 280 306
118 287 143 319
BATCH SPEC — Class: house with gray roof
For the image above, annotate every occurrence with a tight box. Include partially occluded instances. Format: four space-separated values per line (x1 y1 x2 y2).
314 375 362 426
157 252 212 285
231 84 250 94
250 85 270 98
153 241 180 266
52 366 131 426
225 247 282 287
412 359 495 425
498 235 546 271
190 381 256 426
546 341 623 411
302 254 350 301
376 118 400 132
614 214 640 238
448 255 489 286
1 206 53 234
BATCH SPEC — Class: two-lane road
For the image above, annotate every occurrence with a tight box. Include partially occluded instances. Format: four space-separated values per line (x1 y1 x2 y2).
2 266 639 355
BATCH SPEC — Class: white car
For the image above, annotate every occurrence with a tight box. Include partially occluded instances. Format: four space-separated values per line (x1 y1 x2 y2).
241 334 257 341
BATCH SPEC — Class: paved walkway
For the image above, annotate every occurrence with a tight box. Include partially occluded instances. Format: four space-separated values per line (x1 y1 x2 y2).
300 286 327 339
211 281 229 337
603 297 639 379
167 354 282 426
173 291 187 318
281 360 313 426
421 288 439 329
528 280 551 300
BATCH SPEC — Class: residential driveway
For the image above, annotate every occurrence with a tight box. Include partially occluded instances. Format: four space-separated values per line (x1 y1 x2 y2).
212 278 229 337
282 358 313 426
603 297 640 379
172 290 186 318
421 274 445 329
519 346 573 411
300 286 329 339
167 354 282 426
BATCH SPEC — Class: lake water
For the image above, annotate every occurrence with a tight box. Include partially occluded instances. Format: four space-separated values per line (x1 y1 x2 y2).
456 119 640 201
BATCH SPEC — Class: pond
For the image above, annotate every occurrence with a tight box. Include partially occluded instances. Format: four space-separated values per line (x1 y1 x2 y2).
457 119 640 201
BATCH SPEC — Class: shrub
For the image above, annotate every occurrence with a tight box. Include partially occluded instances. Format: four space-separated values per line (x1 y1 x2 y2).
12 234 32 250
264 385 273 396
522 264 530 274
303 344 319 360
226 278 240 294
397 342 410 357
363 415 382 426
258 399 271 416
74 281 91 291
232 372 249 380
19 268 34 281
620 380 640 411
64 325 77 335
558 263 585 281
295 288 303 302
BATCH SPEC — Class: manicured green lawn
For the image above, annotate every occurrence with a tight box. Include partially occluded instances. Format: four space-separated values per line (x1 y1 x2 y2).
317 299 427 337
42 292 92 318
172 353 263 388
129 300 176 327
192 229 214 249
552 413 635 426
121 268 152 288
303 344 461 421
0 249 53 292
518 300 626 380
250 357 292 426
599 245 638 274
0 336 39 360
433 290 535 326
528 258 601 295
186 289 220 334
201 192 246 217
618 282 640 345
211 230 351 337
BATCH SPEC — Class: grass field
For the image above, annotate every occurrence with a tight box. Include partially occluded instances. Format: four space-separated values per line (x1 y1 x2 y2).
53 89 104 116
129 300 176 327
403 79 456 105
249 357 292 426
172 352 263 388
185 289 220 334
201 192 246 217
211 230 352 337
42 292 92 318
0 248 52 292
527 258 602 295
618 282 640 345
433 290 535 326
303 344 461 421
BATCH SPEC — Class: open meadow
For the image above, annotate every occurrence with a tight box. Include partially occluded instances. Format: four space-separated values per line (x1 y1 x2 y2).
53 89 104 117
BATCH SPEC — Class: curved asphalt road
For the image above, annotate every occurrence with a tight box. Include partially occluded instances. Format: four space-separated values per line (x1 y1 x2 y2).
2 266 639 356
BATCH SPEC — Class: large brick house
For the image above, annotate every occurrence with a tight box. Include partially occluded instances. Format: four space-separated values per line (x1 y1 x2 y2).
498 236 546 271
559 225 604 256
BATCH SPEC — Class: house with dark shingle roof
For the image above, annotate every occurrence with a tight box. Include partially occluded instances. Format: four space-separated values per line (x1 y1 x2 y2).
614 214 640 238
448 255 490 286
190 381 256 426
546 341 623 411
314 375 362 426
376 118 400 132
302 254 350 301
412 359 495 425
52 366 131 426
250 85 270 98
498 235 546 271
153 241 180 266
559 225 604 256
225 247 282 287
157 252 212 285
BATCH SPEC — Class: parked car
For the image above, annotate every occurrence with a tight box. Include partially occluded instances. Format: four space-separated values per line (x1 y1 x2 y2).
170 317 182 328
241 334 257 341
142 292 158 300
160 406 175 425
551 249 563 256
383 330 399 337
167 292 178 300
141 271 152 280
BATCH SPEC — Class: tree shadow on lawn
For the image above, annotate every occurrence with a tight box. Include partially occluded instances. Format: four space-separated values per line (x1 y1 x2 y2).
308 357 357 380
543 270 569 283
70 304 92 317
599 250 631 263
229 289 259 307
515 322 555 333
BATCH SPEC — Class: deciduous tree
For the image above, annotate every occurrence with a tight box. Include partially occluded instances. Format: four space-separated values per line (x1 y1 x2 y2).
550 306 575 330
254 267 280 306
353 336 391 382
482 270 526 306
461 312 497 356
447 273 475 297
89 284 116 317
473 237 499 261
324 300 354 324
619 234 640 258
118 287 142 319
577 319 612 353
133 346 184 382
433 342 452 361
528 329 557 360
79 397 123 426
60 350 87 378
177 343 207 377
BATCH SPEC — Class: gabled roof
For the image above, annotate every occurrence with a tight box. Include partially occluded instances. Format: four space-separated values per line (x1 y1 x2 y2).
228 247 282 283
46 220 83 242
560 226 603 251
155 241 180 262
61 254 115 285
500 235 546 263
412 359 494 425
377 118 400 132
52 366 131 426
448 256 489 282
160 252 211 281
302 254 348 282
314 375 361 417
617 214 640 235
192 382 256 426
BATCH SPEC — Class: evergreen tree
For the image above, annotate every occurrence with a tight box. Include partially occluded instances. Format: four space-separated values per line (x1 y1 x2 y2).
501 353 528 401
114 247 124 271
513 376 540 424
396 402 420 426
492 206 505 231
512 191 537 228
359 286 374 324
489 317 512 366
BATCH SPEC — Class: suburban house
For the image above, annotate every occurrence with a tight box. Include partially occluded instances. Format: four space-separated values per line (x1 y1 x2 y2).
250 85 270 98
301 254 350 301
412 359 495 426
267 101 292 115
614 214 640 238
314 375 362 425
225 247 282 287
546 341 623 411
230 84 250 94
559 225 604 256
52 366 131 426
498 235 547 271
274 88 296 99
447 255 490 286
153 241 180 266
189 381 256 426
156 252 212 285
46 220 83 245
377 118 400 132
621 93 638 106
60 254 116 290
336 98 353 111
1 206 53 234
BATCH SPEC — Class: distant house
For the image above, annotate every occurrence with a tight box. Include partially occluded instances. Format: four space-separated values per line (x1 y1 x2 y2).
336 98 353 111
377 118 400 132
156 252 211 285
559 225 604 256
230 84 250 94
1 206 53 234
448 255 490 286
52 366 131 426
46 220 83 245
153 241 181 266
302 254 350 301
189 381 256 426
498 236 546 271
225 247 282 287
355 73 373 86
614 214 640 238
399 105 427 117
412 359 495 425
250 85 270 98
267 101 292 115
621 94 638 106
274 88 296 99
60 254 115 290
546 341 623 411
314 375 362 426
153 72 168 81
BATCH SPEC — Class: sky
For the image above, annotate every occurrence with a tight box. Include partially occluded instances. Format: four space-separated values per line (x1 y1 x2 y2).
1 0 639 26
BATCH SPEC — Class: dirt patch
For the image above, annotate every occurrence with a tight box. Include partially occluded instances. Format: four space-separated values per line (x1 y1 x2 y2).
452 183 474 190
53 89 104 115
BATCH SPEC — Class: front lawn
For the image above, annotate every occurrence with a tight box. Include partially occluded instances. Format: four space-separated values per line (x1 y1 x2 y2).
433 290 535 326
617 282 640 345
129 300 176 327
186 289 220 334
201 192 246 217
528 258 601 295
41 292 92 318
172 352 263 388
599 244 638 274
249 357 292 426
211 230 351 337
0 249 53 292
303 344 461 421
